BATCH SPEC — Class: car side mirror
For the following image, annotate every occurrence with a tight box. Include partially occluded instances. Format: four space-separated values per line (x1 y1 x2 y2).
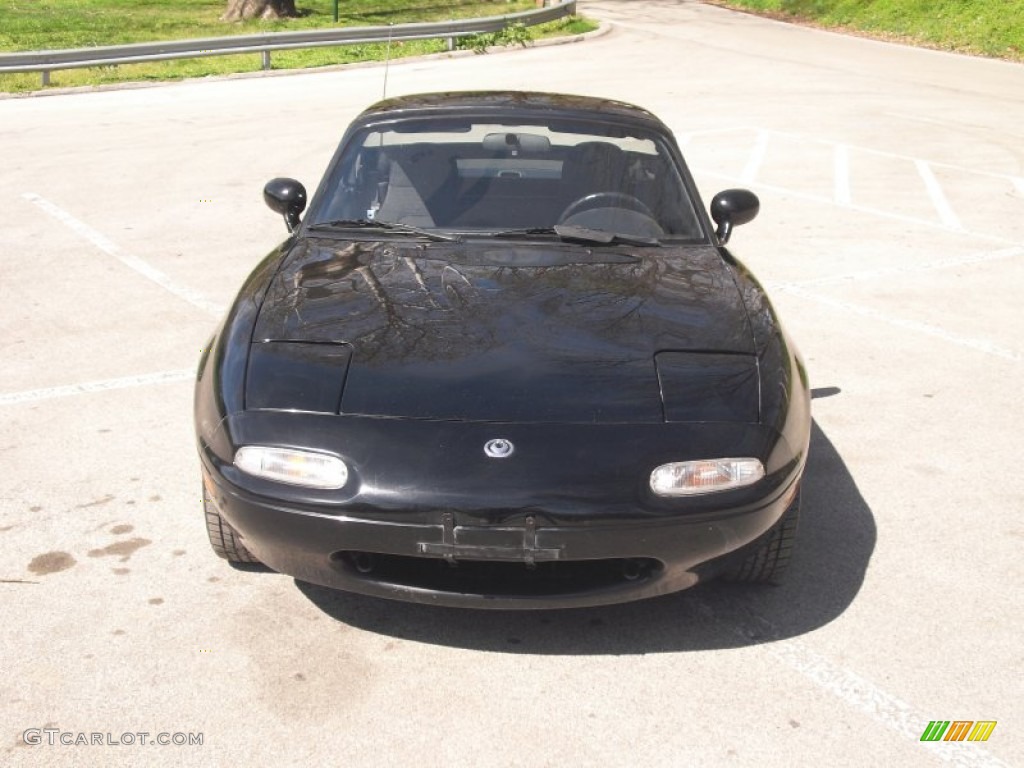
710 189 759 244
264 178 307 233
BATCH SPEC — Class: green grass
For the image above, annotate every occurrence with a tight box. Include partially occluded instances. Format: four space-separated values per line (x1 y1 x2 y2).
710 0 1024 61
0 0 595 91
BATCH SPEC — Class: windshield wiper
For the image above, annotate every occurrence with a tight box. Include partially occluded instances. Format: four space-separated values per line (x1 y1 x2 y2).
306 219 461 243
491 224 660 246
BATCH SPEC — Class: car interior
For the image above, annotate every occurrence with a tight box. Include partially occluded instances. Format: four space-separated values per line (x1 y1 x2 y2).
320 128 703 239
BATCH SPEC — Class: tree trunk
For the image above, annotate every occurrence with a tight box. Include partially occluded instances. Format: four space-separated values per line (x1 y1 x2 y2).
222 0 298 21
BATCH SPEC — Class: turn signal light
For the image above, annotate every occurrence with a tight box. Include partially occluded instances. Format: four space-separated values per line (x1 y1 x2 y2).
234 446 348 489
650 459 764 496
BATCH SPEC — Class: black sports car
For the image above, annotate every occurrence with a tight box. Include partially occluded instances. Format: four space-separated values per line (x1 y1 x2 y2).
195 91 810 608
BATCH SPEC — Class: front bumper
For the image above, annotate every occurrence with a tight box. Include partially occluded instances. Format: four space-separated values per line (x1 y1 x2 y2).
202 453 799 609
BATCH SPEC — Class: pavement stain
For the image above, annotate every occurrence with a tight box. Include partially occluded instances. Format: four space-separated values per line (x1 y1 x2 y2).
231 607 372 719
87 537 152 563
148 597 164 605
110 524 133 535
27 551 76 575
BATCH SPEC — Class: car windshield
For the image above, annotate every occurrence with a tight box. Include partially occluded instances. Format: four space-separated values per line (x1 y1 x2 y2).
310 116 704 242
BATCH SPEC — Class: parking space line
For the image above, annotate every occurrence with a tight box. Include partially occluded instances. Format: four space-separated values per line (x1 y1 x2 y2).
0 369 194 406
703 125 1024 185
740 130 769 184
692 169 1021 246
784 245 1024 289
695 599 1012 768
915 160 963 231
834 144 851 206
775 285 1021 363
23 193 224 316
768 642 1010 768
688 127 1024 236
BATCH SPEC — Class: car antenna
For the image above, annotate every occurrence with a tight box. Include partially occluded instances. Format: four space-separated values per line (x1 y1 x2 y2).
382 23 394 99
368 24 394 222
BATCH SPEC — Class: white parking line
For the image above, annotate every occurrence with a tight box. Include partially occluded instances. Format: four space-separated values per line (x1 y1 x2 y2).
765 640 1010 768
693 168 1021 246
695 599 1012 768
915 160 963 231
0 369 194 406
23 193 225 316
689 126 1024 239
785 245 1024 288
834 144 851 207
775 285 1021 363
720 126 1024 185
740 130 769 184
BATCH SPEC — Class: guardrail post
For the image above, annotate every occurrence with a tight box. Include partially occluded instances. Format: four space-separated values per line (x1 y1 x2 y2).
261 50 271 70
447 36 454 51
41 70 50 87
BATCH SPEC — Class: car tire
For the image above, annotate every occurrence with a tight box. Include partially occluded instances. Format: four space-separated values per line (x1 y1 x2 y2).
723 487 800 584
204 486 260 564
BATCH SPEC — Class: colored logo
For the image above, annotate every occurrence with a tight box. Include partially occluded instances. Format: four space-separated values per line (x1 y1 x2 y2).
920 721 997 742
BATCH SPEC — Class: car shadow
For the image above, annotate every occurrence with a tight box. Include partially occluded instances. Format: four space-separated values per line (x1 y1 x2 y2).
295 413 875 654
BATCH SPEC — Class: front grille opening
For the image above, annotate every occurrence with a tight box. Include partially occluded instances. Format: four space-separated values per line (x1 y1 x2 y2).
330 551 663 597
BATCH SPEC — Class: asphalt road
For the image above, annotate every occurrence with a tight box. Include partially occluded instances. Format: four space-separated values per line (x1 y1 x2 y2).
2 1 1022 765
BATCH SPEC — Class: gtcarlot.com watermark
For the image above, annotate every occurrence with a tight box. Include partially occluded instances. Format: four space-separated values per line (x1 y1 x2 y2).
23 728 203 747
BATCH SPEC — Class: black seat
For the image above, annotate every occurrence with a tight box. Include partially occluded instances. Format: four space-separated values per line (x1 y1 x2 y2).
561 142 629 204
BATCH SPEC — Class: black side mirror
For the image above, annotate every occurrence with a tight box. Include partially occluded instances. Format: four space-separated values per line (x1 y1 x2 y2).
264 178 307 233
710 189 759 244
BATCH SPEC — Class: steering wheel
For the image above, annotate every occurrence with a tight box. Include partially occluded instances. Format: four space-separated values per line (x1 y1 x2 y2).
557 192 656 223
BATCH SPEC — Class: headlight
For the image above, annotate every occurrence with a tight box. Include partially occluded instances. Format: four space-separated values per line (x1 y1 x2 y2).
234 446 348 489
650 458 764 496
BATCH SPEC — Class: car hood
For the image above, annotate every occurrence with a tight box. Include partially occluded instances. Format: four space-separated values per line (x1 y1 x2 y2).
252 239 755 423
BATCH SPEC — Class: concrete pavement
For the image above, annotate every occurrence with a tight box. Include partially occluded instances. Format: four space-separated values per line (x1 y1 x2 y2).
1 2 1021 765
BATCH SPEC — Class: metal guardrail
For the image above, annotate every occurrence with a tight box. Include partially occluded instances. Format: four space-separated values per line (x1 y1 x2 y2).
0 0 576 86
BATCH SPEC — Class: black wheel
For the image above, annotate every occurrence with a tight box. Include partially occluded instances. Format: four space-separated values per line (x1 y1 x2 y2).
557 192 655 223
723 487 800 584
204 486 259 564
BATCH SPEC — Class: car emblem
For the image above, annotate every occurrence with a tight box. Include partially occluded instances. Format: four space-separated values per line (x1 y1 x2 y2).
484 439 515 458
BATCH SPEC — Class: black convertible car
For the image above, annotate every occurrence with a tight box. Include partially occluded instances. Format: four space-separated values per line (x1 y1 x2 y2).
195 92 810 608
